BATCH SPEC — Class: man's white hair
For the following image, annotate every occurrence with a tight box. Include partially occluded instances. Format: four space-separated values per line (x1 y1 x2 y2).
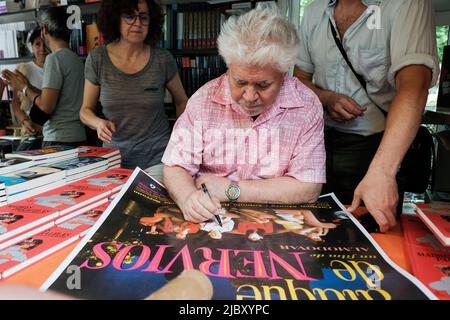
217 6 300 73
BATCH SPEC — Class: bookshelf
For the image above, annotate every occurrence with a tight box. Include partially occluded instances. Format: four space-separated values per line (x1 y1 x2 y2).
0 57 34 65
0 1 101 24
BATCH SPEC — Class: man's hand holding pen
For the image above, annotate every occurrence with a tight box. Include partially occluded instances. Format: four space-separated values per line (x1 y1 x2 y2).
180 186 223 224
201 183 223 227
179 175 232 224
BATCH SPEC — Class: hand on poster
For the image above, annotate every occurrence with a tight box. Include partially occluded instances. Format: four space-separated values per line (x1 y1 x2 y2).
181 189 221 223
348 169 398 233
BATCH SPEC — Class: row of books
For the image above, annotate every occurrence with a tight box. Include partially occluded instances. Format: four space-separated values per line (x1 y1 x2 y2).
0 0 51 13
0 0 21 14
0 145 121 205
162 2 226 50
69 14 104 57
174 55 227 97
0 167 133 279
0 22 28 59
0 14 100 63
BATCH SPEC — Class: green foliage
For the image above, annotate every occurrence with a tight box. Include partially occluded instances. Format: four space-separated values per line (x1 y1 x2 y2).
436 26 449 65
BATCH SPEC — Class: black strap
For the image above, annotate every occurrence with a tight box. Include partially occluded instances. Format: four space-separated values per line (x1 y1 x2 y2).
329 19 387 117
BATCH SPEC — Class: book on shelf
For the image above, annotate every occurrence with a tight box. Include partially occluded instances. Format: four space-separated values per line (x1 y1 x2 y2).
0 1 21 15
163 2 225 50
23 0 51 10
416 202 450 247
174 54 226 97
401 214 450 300
0 22 33 60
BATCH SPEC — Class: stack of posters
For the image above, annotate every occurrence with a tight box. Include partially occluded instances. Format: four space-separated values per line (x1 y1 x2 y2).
415 202 450 247
0 168 133 268
402 214 450 300
0 202 110 279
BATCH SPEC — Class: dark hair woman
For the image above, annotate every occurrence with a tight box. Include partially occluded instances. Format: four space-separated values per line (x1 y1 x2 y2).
80 0 188 182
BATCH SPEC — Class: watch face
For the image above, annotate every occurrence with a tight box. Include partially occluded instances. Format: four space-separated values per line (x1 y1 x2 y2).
227 185 240 200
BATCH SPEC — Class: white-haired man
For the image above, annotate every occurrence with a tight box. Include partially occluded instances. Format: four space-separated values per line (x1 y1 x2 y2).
162 7 326 223
294 0 439 232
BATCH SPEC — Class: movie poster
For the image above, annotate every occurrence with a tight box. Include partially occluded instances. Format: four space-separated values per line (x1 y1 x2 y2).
42 169 436 300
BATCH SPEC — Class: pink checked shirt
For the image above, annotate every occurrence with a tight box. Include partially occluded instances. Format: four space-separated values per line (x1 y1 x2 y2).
162 74 326 183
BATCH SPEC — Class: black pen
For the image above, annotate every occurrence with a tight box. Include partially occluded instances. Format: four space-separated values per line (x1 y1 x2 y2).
201 183 223 227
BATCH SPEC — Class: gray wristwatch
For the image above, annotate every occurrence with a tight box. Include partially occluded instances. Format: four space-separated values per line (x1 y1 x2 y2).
225 181 240 203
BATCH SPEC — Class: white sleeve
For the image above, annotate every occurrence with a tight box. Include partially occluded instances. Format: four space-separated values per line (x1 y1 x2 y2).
388 0 439 88
296 7 315 74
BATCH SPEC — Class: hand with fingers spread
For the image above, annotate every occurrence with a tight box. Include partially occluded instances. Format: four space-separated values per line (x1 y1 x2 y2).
347 169 398 233
181 189 222 223
322 91 366 122
95 118 116 144
1 69 29 92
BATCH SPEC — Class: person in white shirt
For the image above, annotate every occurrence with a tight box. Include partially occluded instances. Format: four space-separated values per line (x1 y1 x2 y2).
12 27 48 140
295 0 439 232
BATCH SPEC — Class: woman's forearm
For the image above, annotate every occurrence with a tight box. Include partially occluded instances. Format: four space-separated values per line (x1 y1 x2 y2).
12 93 27 123
80 106 102 131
